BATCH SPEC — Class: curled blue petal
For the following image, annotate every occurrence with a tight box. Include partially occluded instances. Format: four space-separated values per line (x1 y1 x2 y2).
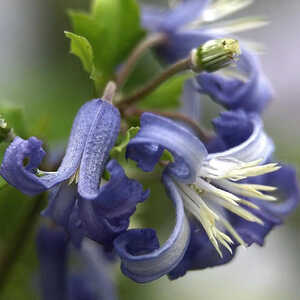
0 137 47 195
126 142 164 173
197 50 273 113
36 226 68 300
114 174 190 283
168 220 237 279
127 113 207 183
212 110 253 148
226 165 299 246
228 208 281 246
78 101 120 200
78 200 129 248
78 160 147 247
208 114 274 164
0 99 105 196
259 164 300 217
92 160 149 218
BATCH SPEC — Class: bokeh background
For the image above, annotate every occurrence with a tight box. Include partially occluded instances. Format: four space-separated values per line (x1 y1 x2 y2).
0 0 299 299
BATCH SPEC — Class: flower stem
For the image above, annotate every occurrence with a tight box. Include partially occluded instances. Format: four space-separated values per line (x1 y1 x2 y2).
102 81 117 103
116 33 167 89
0 193 45 293
124 106 213 143
117 57 192 110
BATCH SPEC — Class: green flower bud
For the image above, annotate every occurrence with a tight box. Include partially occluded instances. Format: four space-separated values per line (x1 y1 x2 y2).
190 38 241 73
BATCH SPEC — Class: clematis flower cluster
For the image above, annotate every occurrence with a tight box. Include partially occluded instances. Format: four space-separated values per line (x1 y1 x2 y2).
0 0 299 293
123 110 299 281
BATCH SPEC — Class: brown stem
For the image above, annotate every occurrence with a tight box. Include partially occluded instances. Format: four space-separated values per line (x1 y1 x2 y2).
116 33 167 89
117 57 192 111
0 193 45 293
124 106 213 143
102 81 117 103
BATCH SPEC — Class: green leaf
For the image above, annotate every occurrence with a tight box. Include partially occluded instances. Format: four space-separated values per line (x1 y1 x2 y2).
90 0 145 71
65 31 94 73
111 126 140 157
138 73 193 110
68 0 145 91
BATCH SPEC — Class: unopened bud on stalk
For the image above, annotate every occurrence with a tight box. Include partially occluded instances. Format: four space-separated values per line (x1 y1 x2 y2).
190 38 241 73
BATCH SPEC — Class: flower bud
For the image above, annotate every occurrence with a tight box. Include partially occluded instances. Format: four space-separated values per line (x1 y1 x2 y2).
190 38 241 73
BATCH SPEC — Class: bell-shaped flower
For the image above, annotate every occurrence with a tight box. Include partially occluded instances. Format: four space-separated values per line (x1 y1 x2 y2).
115 112 299 282
0 98 148 247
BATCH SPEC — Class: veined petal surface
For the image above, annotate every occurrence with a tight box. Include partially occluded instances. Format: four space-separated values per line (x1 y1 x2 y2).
208 114 274 164
197 49 273 113
0 99 106 195
114 174 190 283
78 101 120 200
127 113 207 183
78 160 148 248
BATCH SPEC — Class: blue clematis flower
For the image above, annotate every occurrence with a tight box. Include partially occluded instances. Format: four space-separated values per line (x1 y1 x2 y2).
0 98 148 247
37 225 118 300
141 0 272 113
115 111 299 282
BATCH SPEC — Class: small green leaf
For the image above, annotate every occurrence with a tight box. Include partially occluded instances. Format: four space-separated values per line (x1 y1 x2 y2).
68 0 145 91
111 126 140 157
65 31 94 73
138 73 193 110
161 149 175 163
90 0 145 72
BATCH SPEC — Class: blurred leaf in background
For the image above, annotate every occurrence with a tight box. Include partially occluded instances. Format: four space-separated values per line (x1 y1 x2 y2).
67 0 145 92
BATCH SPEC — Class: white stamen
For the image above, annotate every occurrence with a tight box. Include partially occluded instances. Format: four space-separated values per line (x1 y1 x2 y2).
206 193 264 225
175 158 278 256
68 168 80 185
214 179 277 201
219 216 247 248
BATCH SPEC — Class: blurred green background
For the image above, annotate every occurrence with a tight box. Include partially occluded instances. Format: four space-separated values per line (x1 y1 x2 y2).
0 0 299 299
